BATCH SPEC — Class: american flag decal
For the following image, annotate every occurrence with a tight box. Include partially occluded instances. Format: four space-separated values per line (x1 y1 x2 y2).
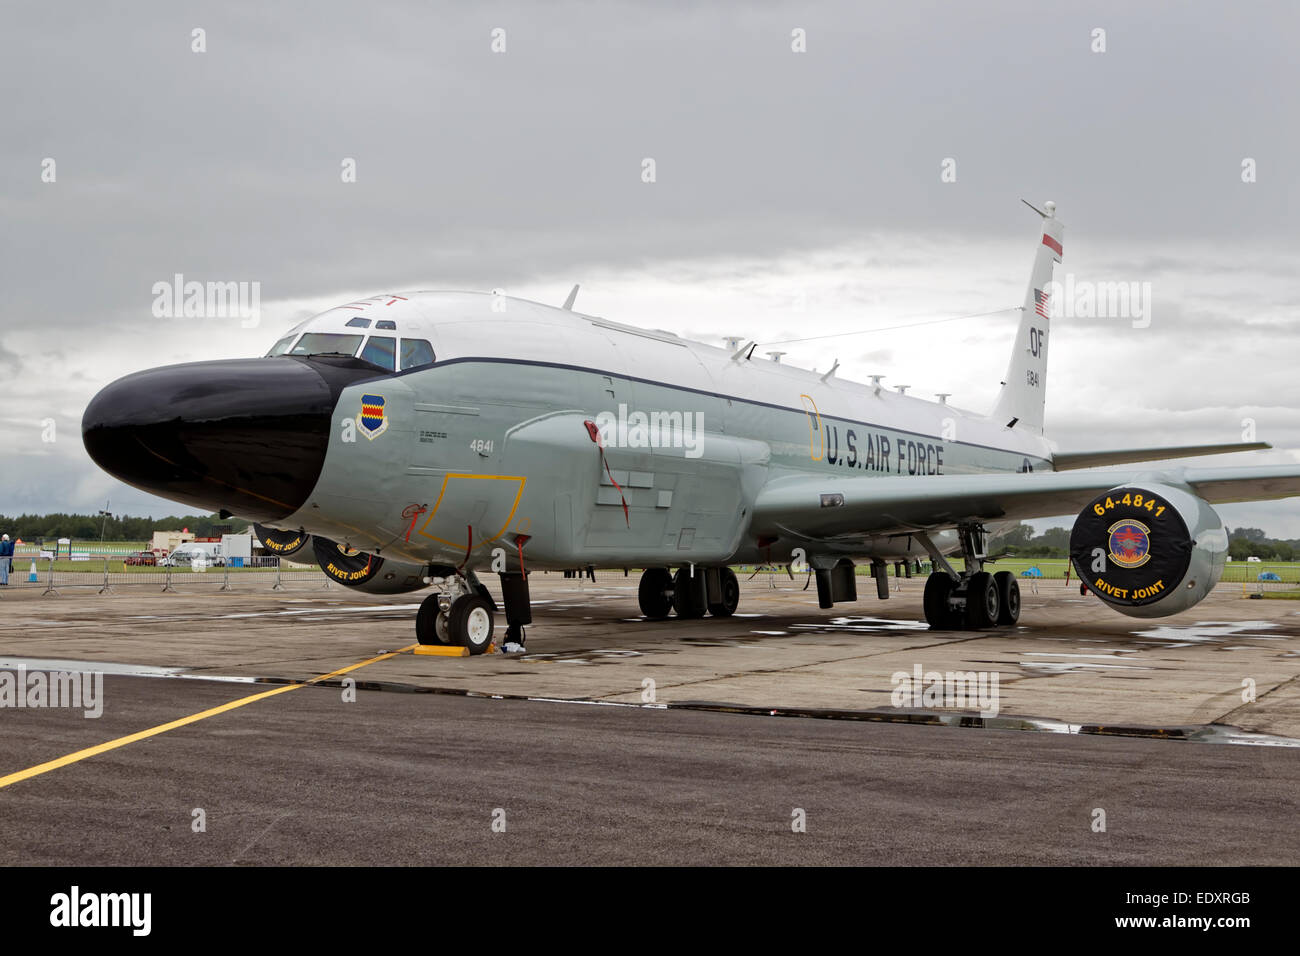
1034 288 1050 318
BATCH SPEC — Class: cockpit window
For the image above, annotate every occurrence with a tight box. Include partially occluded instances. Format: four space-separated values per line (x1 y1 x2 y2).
288 332 364 358
400 339 436 370
359 335 396 371
376 320 397 330
266 334 297 357
346 317 372 328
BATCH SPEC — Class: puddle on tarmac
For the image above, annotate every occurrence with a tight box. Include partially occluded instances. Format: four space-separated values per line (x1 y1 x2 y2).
129 604 416 622
1129 620 1284 648
0 656 257 683
521 648 645 665
790 616 930 634
1192 725 1300 747
0 656 184 677
1018 660 1153 674
1025 651 1139 658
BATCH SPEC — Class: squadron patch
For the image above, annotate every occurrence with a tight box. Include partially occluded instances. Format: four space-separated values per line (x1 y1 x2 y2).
1070 487 1192 607
1107 519 1151 569
359 393 388 440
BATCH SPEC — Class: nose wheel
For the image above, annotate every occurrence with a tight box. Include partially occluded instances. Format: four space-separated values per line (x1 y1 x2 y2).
416 589 495 654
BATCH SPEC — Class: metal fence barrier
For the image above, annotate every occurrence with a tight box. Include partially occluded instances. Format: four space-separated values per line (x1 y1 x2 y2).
2 553 1297 597
0 555 332 595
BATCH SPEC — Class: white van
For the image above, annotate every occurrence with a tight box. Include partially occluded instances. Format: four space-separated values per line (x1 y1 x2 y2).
161 543 225 568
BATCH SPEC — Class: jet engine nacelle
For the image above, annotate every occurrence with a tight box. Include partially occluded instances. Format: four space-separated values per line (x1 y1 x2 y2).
254 523 310 558
1069 483 1228 618
311 536 429 595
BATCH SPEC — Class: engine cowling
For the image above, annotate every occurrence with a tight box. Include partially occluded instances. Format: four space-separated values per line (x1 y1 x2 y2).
311 536 429 595
1069 483 1228 618
254 523 310 557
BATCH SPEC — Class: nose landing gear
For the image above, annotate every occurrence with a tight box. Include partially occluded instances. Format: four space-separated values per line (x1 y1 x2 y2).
416 571 495 654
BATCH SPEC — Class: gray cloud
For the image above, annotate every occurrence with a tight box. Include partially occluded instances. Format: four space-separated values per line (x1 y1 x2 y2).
1 0 1298 533
0 341 21 375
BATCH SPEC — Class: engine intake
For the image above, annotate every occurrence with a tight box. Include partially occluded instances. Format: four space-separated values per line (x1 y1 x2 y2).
254 523 309 557
1069 483 1227 618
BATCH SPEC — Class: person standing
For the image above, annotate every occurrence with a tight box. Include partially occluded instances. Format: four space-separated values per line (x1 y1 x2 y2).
0 534 13 585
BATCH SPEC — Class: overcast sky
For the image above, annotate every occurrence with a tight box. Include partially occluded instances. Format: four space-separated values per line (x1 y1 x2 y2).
2 1 1298 534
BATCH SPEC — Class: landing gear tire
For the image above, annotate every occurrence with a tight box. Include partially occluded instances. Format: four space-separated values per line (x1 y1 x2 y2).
994 571 1020 626
708 567 740 617
965 571 1000 629
448 594 495 654
415 593 451 645
671 568 707 619
473 582 498 612
638 568 674 619
923 572 956 629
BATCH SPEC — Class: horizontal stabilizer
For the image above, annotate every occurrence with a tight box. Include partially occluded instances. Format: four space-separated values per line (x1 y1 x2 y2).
1052 442 1270 471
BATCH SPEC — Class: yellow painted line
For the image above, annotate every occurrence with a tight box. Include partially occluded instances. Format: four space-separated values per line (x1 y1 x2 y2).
0 644 416 791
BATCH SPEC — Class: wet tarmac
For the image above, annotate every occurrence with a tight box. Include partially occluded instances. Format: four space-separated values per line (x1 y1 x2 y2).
1 573 1297 863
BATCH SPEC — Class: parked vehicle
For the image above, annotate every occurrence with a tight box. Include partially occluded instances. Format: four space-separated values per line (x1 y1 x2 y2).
160 545 225 568
124 551 157 566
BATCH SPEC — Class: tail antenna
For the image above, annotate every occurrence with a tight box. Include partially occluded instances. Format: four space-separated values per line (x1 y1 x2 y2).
1021 198 1057 219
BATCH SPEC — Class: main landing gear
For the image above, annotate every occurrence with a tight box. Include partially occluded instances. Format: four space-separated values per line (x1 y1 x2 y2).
917 525 1020 630
638 566 739 619
415 568 533 654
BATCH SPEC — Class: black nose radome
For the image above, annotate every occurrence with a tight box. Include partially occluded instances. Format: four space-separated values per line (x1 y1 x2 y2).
82 356 382 522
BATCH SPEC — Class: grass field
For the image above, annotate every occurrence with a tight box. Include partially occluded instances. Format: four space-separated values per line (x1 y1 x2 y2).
804 557 1300 584
8 543 1299 586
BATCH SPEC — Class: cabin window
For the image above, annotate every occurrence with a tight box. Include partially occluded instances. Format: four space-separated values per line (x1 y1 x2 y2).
400 338 436 370
265 334 297 357
288 332 364 358
359 335 397 371
346 317 372 328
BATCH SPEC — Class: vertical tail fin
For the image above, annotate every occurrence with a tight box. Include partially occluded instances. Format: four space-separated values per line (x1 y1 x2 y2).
989 201 1064 434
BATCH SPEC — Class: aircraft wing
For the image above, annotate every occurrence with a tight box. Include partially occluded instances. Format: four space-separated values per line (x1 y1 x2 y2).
1050 441 1270 470
750 464 1300 540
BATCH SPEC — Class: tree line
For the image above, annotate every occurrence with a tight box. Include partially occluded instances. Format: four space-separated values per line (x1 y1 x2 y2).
992 524 1300 561
0 512 252 542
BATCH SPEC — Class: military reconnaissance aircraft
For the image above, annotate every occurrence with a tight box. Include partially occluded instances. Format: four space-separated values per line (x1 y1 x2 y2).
83 202 1300 653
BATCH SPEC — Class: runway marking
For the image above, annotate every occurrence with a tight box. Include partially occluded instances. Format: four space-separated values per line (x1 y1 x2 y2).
0 645 415 791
